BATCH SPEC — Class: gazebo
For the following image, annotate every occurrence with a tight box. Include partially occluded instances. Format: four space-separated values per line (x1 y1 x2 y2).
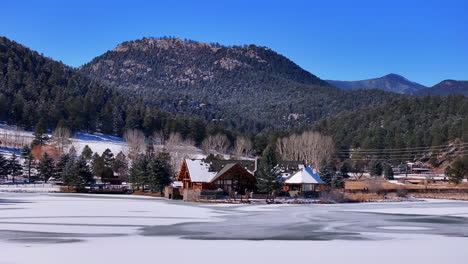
283 165 325 192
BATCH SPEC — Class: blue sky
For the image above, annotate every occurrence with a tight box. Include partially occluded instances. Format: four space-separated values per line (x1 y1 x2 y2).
1 0 467 86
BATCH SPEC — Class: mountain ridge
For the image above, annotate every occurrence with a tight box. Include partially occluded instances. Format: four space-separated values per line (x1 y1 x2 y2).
416 80 468 96
326 73 427 95
79 36 404 131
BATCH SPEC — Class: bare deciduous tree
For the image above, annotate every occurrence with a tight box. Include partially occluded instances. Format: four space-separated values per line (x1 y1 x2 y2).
276 131 335 169
165 132 197 174
123 129 146 161
0 126 31 149
234 136 252 158
201 133 230 154
51 125 72 153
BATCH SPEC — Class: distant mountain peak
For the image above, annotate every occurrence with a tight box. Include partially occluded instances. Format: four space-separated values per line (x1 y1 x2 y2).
383 73 407 80
327 74 427 95
416 79 468 96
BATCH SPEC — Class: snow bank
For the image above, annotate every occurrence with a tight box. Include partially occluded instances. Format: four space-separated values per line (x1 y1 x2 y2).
0 183 60 193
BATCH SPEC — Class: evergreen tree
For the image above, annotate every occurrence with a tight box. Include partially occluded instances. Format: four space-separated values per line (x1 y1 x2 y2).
446 157 468 184
255 145 283 201
369 161 383 177
80 145 93 161
147 151 173 193
330 174 345 189
129 154 150 191
339 162 350 179
383 163 395 180
66 158 93 187
37 153 55 182
319 169 335 186
21 145 35 182
33 119 48 145
113 151 129 181
55 154 71 181
319 160 337 186
62 159 78 187
68 145 77 159
0 153 9 180
8 153 23 182
91 153 105 179
101 148 115 167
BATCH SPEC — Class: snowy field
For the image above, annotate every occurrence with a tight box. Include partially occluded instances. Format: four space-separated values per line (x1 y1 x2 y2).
1 194 468 264
0 124 127 156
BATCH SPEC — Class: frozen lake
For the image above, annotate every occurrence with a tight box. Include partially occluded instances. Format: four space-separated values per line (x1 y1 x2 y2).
1 193 467 264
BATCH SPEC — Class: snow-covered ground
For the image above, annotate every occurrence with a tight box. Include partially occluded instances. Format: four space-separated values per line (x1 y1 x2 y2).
0 124 127 156
0 183 60 193
1 193 467 264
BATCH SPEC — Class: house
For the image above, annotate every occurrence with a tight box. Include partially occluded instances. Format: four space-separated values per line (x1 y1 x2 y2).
176 159 257 195
282 165 325 193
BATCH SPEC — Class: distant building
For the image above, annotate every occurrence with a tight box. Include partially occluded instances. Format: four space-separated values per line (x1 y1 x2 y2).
176 159 257 195
282 165 325 193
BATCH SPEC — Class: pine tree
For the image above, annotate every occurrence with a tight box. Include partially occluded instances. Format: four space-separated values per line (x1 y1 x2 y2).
446 157 468 184
369 161 383 177
91 153 105 179
55 154 71 182
80 145 93 161
129 154 149 191
319 161 337 186
331 174 345 188
33 119 48 145
68 145 77 159
21 145 35 182
8 153 23 183
147 151 173 193
74 158 94 186
319 169 335 186
383 163 395 180
0 153 8 180
339 162 350 179
113 151 129 181
255 145 283 201
62 159 78 187
37 153 55 182
65 158 93 188
101 148 115 167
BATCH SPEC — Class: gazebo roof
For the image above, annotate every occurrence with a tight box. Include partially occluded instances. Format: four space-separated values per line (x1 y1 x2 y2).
285 166 325 184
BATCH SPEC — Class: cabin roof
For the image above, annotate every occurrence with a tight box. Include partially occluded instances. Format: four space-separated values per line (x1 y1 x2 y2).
285 166 325 184
184 159 217 182
184 159 254 183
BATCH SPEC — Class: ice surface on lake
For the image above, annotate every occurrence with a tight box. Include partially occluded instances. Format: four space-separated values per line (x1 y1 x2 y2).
1 193 467 264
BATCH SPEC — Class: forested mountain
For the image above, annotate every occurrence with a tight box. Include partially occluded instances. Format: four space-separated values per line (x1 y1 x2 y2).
0 36 219 143
79 37 404 131
313 95 468 150
326 74 427 95
416 80 468 96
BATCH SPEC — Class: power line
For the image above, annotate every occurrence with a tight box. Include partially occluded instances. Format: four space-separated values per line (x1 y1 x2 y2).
336 143 468 153
339 150 468 161
336 148 468 158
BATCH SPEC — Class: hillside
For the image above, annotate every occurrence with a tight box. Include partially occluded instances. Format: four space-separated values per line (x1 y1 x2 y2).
0 36 215 143
326 73 427 95
416 80 468 96
313 95 468 151
79 37 404 131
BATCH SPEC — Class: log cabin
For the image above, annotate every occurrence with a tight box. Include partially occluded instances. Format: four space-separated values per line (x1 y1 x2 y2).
176 159 257 195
